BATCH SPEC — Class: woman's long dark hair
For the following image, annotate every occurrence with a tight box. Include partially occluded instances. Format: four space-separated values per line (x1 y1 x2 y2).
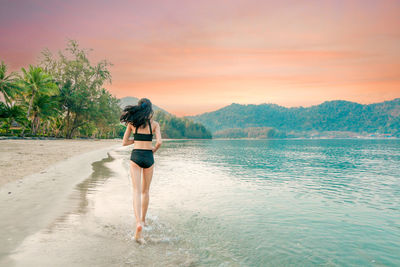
120 98 153 128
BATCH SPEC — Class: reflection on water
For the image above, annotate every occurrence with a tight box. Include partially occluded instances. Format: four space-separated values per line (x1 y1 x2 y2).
10 147 203 267
10 140 400 266
44 153 116 231
73 153 115 215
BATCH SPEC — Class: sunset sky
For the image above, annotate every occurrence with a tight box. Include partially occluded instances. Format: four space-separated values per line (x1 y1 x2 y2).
1 0 399 116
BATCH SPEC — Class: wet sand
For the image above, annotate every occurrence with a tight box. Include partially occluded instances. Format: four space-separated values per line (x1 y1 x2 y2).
0 139 122 265
0 142 204 266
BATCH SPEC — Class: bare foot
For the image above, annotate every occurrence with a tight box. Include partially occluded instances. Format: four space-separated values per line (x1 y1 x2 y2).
141 220 147 227
134 222 143 240
136 237 146 244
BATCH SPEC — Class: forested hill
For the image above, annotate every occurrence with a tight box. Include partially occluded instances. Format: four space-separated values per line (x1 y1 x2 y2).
118 97 212 139
187 99 400 137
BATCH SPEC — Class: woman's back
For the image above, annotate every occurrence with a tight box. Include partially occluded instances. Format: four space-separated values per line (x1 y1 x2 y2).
131 120 154 150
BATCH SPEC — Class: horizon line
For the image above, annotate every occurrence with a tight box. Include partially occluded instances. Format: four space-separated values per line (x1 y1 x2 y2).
119 96 400 117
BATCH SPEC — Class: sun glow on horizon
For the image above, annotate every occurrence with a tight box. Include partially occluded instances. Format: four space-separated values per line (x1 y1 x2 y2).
1 0 399 116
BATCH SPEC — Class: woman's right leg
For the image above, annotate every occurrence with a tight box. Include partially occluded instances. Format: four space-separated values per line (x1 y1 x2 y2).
130 161 143 240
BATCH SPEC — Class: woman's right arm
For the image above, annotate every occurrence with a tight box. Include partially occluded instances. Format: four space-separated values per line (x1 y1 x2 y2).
152 121 162 153
122 124 134 146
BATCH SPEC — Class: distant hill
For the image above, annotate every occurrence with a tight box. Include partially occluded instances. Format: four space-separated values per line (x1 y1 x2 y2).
213 127 286 139
118 96 170 114
187 98 400 137
153 110 212 139
118 96 211 139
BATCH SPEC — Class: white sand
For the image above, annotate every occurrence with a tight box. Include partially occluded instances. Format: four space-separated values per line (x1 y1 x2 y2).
0 139 123 263
0 139 121 187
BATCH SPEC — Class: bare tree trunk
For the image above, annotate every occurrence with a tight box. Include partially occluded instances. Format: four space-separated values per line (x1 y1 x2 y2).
46 120 50 136
32 115 40 135
66 113 77 139
21 93 35 137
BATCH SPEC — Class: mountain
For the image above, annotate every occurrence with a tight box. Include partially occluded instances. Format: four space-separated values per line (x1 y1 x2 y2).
187 98 400 137
118 96 211 139
153 110 212 139
118 96 170 114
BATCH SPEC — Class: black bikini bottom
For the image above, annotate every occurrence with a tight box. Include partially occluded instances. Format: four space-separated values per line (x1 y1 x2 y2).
130 149 154 168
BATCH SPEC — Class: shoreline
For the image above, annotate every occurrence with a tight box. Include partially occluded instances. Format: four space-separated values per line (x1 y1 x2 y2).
211 137 400 140
0 142 121 264
0 136 121 140
0 138 121 187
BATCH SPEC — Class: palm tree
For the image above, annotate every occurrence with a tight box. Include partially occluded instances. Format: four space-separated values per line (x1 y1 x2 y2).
0 102 26 134
20 65 58 136
30 94 60 135
0 61 20 107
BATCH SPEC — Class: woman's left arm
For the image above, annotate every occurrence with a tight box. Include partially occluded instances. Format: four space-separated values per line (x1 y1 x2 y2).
152 121 162 153
122 124 134 146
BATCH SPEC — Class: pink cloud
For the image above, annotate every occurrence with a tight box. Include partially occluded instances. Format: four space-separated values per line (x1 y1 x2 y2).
1 0 399 115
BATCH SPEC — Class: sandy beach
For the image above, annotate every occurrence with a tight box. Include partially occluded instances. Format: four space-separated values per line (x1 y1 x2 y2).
0 139 122 265
0 139 209 266
0 139 121 187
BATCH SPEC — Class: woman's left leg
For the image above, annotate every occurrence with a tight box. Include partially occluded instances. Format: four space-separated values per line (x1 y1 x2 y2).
141 165 154 226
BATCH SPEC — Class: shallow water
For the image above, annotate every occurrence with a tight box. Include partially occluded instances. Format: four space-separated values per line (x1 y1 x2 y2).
9 139 400 266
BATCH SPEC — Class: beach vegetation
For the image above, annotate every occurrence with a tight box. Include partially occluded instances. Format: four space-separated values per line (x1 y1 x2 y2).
0 61 21 106
0 40 213 139
40 39 117 138
0 40 121 139
19 65 59 136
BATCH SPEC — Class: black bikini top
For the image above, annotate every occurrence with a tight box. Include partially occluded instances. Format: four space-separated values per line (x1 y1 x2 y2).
133 119 153 141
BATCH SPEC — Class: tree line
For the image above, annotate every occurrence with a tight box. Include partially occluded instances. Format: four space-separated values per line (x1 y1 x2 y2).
0 40 123 139
213 127 285 139
153 110 212 139
189 100 400 137
1 39 213 139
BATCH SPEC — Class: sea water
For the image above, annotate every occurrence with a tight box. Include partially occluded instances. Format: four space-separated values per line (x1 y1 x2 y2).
9 139 400 266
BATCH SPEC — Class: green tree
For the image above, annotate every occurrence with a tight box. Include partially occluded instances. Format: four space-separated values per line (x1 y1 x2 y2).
88 88 121 138
19 65 58 135
40 39 113 138
30 94 61 135
152 110 212 139
0 61 21 107
0 102 26 134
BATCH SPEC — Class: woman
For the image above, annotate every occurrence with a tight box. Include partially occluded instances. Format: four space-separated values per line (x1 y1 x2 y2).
120 98 162 242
